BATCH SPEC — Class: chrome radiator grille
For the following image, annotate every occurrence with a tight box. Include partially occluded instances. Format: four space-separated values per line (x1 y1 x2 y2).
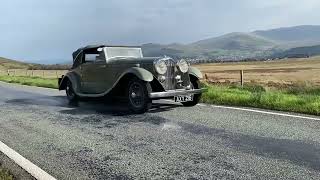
162 59 176 90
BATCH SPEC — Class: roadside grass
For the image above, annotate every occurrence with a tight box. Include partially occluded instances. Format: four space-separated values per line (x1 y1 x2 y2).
0 75 319 115
0 75 57 89
201 83 320 115
0 168 14 180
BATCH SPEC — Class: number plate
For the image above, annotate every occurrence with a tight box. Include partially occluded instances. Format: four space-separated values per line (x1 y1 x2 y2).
174 95 193 102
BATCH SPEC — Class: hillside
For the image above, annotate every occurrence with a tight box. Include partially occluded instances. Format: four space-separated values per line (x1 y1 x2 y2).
191 32 274 51
254 25 320 44
273 45 320 58
142 25 320 60
0 57 31 70
0 57 70 70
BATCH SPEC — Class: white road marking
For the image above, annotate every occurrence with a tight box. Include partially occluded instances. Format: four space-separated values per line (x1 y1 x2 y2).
0 141 56 180
197 103 207 107
211 105 320 121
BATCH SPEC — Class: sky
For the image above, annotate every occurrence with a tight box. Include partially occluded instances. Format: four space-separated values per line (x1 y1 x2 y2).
1 0 320 63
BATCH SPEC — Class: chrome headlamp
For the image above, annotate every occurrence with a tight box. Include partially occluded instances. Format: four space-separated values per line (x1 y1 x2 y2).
154 59 167 75
177 59 189 73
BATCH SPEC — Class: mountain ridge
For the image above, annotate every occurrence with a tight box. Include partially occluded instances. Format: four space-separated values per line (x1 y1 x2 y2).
142 25 320 60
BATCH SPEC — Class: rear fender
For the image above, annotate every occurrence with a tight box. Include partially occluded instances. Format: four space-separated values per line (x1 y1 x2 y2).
58 72 81 92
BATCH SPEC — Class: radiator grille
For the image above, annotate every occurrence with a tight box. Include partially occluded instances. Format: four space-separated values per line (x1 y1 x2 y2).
163 59 176 90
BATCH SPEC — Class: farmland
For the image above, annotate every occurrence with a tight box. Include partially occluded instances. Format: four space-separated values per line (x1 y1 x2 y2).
195 56 320 87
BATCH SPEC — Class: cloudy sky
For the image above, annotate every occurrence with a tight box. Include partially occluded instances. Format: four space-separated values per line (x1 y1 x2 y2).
1 0 320 63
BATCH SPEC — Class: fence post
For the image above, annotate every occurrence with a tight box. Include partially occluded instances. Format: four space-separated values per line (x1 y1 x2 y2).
56 71 58 78
31 70 34 77
7 69 9 76
240 70 244 87
43 70 44 77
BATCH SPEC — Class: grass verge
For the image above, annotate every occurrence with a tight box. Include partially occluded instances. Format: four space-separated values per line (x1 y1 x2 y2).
0 168 14 180
0 75 57 89
0 75 319 115
201 83 320 115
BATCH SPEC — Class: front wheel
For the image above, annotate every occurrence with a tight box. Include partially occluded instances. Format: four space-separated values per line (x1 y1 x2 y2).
126 78 152 113
182 79 202 107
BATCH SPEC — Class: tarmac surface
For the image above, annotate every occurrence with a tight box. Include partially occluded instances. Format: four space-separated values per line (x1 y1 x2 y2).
0 82 319 179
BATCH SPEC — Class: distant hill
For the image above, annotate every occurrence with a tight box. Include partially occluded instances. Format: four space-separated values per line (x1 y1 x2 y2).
191 32 274 51
0 57 31 70
254 25 320 45
0 57 70 70
272 44 320 58
142 25 320 60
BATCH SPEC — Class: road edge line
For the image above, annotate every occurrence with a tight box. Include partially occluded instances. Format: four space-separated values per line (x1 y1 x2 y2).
0 141 56 180
211 105 320 121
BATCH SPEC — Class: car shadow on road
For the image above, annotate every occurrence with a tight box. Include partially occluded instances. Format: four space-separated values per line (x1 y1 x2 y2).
5 94 180 116
59 98 181 116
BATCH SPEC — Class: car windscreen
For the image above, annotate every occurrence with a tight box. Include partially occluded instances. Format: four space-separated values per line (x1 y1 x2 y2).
105 47 143 59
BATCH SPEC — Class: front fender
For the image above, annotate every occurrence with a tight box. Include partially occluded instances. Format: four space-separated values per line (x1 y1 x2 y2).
189 67 203 79
123 67 154 82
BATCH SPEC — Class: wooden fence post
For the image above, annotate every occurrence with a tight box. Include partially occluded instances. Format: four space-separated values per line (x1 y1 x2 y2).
56 71 58 78
31 70 34 77
42 70 44 77
240 70 244 87
7 69 9 76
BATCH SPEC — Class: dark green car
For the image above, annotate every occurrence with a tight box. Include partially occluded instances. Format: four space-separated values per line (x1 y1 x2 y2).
58 45 206 113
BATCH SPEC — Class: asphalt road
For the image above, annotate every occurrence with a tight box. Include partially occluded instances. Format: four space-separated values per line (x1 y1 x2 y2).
0 82 320 180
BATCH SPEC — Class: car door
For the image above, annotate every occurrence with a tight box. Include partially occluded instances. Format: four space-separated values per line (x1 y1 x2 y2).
80 53 101 93
81 51 113 94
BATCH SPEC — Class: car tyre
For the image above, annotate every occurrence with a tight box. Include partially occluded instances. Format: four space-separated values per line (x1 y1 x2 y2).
66 80 78 102
182 79 202 107
127 77 152 113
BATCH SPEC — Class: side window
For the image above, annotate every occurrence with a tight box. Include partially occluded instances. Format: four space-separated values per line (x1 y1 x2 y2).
95 52 106 62
84 52 105 63
84 54 98 63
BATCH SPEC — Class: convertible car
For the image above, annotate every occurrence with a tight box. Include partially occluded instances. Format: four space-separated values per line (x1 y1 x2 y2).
58 45 206 113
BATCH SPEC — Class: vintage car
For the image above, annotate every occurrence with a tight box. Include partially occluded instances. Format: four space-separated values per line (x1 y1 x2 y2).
58 45 206 113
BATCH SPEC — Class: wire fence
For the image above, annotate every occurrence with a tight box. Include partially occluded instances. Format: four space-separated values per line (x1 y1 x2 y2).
0 69 68 79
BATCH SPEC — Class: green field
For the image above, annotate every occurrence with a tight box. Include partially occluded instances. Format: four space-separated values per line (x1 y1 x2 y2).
0 76 58 89
0 75 319 115
201 83 320 115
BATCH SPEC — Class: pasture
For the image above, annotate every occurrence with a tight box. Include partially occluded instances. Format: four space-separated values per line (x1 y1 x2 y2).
195 56 320 87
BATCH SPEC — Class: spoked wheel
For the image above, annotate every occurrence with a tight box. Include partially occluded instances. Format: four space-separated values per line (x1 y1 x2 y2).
182 79 202 107
66 80 78 102
127 78 152 113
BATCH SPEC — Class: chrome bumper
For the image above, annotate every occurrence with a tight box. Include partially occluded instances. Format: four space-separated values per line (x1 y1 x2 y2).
149 88 207 99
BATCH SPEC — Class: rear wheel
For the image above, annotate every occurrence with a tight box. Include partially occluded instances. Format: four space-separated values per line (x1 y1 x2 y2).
66 80 78 102
127 77 152 113
182 79 202 107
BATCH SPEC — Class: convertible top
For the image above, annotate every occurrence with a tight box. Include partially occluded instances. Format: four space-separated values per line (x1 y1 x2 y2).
72 45 141 60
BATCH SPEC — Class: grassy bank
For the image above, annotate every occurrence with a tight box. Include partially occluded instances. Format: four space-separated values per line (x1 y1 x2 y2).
0 75 57 89
0 75 319 115
201 83 320 115
0 168 13 180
